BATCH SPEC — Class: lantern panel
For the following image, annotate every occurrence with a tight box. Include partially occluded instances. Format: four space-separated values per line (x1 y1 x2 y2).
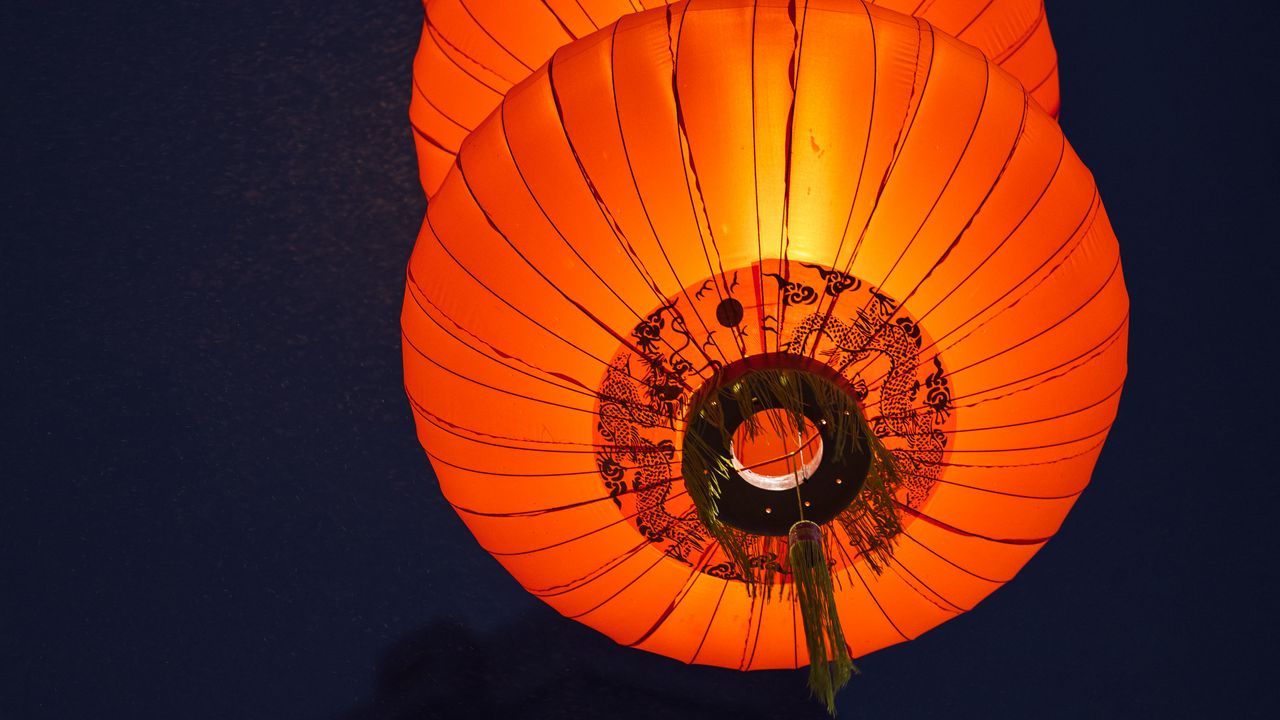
403 0 1124 669
411 0 1063 197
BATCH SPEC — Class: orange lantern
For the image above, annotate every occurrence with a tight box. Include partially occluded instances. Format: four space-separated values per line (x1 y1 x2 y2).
402 0 1124 711
410 0 1061 197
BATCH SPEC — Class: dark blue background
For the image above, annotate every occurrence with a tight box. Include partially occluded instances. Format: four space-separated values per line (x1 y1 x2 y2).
5 2 1277 718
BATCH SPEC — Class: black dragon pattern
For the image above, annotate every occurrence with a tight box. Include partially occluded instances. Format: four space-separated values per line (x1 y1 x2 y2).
593 262 954 575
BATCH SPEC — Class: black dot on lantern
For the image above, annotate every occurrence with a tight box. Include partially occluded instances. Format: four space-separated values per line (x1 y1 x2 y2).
716 298 744 327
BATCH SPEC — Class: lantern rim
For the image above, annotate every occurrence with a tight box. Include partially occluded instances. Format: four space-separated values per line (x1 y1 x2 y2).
681 356 874 536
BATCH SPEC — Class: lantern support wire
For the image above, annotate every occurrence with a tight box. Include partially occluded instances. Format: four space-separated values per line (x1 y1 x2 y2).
411 73 469 130
806 51 1000 367
986 2 1049 62
829 534 909 641
543 53 737 371
855 313 1125 419
774 0 814 360
664 4 751 359
451 0 537 73
896 527 1014 585
861 188 1101 382
605 22 735 370
815 16 932 332
626 540 721 648
421 18 512 93
819 99 1048 386
506 77 744 370
839 214 1115 408
452 164 720 386
418 213 657 381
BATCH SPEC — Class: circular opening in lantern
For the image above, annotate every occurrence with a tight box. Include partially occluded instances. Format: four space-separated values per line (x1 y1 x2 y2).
729 409 823 491
681 356 873 536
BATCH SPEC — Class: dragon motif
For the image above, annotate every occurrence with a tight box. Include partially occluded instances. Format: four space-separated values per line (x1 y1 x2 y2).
592 262 953 571
596 354 705 561
782 293 951 508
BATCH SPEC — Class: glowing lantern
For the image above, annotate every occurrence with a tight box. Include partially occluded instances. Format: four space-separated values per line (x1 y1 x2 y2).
402 0 1124 711
410 0 1062 196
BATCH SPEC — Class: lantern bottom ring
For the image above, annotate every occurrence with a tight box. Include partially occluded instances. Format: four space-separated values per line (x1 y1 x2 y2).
682 355 872 536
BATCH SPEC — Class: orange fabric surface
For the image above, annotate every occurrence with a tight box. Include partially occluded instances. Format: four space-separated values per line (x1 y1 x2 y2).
402 0 1125 668
410 0 1060 196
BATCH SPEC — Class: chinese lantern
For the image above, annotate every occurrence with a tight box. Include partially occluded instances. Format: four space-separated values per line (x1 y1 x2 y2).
410 0 1061 197
402 0 1124 712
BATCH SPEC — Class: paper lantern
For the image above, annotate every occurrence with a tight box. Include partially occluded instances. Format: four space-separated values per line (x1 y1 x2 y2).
410 0 1061 196
402 0 1124 710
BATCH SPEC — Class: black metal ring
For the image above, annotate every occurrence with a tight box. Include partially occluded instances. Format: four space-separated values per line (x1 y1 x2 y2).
681 357 871 536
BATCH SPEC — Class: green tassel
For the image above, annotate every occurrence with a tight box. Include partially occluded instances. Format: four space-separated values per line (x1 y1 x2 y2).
682 368 874 592
678 366 906 712
789 520 857 715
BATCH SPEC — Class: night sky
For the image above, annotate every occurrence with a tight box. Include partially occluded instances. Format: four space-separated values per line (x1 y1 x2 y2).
6 2 1278 718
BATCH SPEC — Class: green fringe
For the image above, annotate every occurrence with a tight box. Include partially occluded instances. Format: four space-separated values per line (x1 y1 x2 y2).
680 427 758 587
789 521 857 715
839 409 903 574
679 367 908 714
681 368 902 591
